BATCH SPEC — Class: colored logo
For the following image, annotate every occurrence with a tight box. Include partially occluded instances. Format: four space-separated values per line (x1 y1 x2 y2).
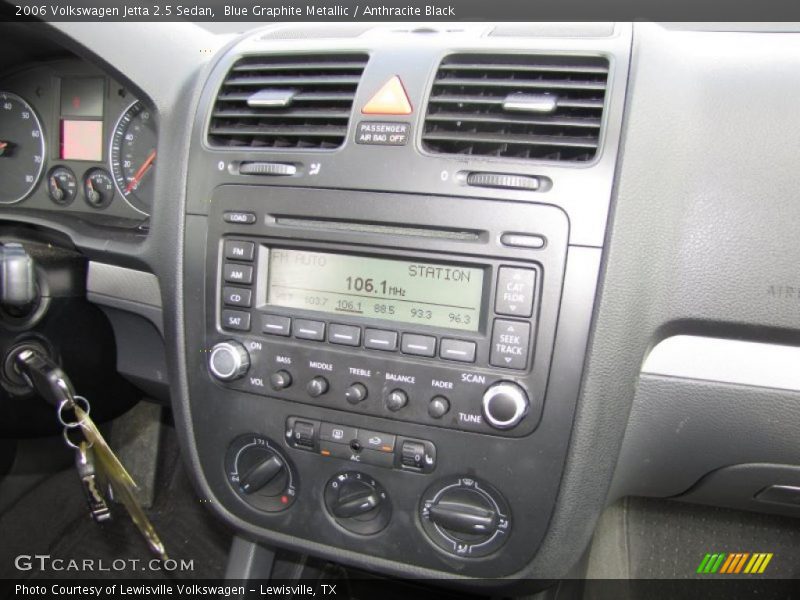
697 552 773 574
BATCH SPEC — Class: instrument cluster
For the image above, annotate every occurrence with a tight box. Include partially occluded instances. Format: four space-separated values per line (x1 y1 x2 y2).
0 58 157 221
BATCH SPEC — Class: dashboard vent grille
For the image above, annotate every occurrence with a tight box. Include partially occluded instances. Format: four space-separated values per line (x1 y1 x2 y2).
422 54 609 162
208 54 369 150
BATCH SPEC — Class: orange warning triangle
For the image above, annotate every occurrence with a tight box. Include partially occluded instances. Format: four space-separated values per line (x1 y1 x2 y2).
361 76 412 115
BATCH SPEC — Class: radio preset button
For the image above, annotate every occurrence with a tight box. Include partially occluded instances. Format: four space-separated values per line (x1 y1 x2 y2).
490 319 531 370
223 287 252 308
320 422 358 444
262 314 291 336
269 370 292 390
307 376 329 398
401 334 436 357
221 310 251 331
294 319 325 341
329 324 361 347
439 338 477 363
385 389 408 412
428 396 450 419
223 263 253 285
495 267 536 317
224 240 255 262
364 329 398 351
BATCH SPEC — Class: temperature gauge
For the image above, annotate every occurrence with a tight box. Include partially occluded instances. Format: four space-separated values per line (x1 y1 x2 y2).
47 166 77 205
83 168 114 209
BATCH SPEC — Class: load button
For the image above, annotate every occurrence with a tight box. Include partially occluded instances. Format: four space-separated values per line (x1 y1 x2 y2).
490 319 532 370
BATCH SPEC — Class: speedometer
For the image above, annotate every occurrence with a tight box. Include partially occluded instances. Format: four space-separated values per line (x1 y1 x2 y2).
109 100 156 215
0 92 45 205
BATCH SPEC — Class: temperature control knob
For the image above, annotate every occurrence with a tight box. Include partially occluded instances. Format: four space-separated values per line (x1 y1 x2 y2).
482 381 529 430
225 434 297 512
420 476 511 557
209 341 250 381
324 471 391 535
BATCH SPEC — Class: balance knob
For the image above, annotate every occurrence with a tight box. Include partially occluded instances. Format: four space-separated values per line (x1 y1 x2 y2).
209 341 250 381
482 381 529 430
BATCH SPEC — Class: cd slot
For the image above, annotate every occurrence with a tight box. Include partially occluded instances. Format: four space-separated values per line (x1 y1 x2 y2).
271 216 484 243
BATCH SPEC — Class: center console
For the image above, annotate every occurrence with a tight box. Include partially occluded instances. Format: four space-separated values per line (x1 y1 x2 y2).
180 24 630 580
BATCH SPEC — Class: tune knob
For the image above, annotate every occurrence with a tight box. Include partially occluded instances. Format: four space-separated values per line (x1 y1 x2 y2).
482 381 529 430
209 341 250 381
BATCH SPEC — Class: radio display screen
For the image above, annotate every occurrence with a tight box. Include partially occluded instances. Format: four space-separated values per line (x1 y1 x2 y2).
266 248 484 331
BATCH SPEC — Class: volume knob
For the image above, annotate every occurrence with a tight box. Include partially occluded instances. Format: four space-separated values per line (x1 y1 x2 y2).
482 381 529 430
209 341 250 381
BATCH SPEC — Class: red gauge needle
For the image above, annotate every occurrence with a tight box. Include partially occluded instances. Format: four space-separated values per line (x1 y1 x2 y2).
125 150 156 194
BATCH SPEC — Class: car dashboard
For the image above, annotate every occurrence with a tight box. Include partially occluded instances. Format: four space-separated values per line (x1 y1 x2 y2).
1 19 800 587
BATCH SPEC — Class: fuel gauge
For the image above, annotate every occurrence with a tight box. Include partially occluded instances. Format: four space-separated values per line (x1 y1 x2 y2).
47 166 77 206
83 168 115 209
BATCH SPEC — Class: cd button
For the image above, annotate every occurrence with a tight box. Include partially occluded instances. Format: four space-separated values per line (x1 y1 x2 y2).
294 319 325 341
223 287 252 308
364 329 398 351
401 334 436 357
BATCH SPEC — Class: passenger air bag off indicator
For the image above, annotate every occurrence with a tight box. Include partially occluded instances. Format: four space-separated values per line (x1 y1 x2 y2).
356 122 411 146
361 76 413 115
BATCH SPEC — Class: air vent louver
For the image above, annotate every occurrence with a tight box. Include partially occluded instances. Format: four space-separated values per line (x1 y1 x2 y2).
208 54 369 150
422 54 609 162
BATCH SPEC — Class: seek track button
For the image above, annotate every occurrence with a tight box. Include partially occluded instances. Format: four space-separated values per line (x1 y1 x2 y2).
490 319 531 370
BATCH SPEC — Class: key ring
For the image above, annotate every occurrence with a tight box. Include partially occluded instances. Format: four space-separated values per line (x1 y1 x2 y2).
57 395 91 429
62 425 93 450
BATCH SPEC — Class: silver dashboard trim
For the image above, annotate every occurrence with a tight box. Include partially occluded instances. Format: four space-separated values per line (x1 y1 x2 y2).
87 262 161 308
642 335 800 392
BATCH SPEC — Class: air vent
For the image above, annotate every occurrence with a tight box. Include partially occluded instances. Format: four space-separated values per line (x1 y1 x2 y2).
208 54 369 150
422 54 609 162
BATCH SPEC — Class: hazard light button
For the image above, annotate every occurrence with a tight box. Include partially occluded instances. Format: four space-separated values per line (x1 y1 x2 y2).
361 75 412 115
490 319 531 370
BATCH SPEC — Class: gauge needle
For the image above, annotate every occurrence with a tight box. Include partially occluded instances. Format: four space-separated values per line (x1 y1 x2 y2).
50 176 63 201
125 150 156 194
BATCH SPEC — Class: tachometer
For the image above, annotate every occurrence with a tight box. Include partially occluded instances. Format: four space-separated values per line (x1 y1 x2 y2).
0 92 45 205
109 100 156 215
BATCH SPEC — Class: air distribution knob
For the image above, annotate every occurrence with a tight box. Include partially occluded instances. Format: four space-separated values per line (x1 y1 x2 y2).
481 381 529 430
209 341 250 381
